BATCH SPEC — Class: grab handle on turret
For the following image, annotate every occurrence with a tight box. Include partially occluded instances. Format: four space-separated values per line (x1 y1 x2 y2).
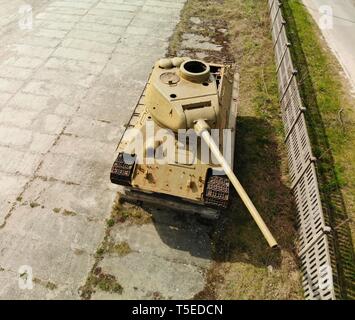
194 120 278 248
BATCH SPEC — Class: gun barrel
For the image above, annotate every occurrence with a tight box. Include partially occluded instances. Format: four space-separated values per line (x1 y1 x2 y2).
195 120 278 248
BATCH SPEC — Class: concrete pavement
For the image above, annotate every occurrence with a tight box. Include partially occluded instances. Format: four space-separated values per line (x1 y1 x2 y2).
0 0 213 300
303 0 355 92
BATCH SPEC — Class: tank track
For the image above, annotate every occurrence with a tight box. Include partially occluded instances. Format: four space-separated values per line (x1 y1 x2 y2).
204 173 230 209
110 153 136 186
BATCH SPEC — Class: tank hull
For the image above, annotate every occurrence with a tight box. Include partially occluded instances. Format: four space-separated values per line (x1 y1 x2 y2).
111 62 238 218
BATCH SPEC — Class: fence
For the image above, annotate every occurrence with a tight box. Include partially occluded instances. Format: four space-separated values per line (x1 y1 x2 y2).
268 0 339 299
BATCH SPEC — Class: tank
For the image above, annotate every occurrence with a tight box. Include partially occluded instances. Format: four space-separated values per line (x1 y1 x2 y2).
111 58 277 248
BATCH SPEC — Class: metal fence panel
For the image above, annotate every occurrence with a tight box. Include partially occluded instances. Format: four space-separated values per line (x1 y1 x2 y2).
267 0 338 300
285 114 313 185
294 163 327 252
281 77 303 135
300 234 335 299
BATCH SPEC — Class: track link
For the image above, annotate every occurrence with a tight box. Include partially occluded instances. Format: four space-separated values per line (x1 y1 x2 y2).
204 173 230 209
110 153 136 186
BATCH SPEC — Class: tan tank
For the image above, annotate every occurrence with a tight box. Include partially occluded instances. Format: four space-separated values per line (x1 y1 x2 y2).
111 58 277 248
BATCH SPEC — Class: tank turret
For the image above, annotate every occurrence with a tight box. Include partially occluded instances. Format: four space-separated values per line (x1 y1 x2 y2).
146 59 219 131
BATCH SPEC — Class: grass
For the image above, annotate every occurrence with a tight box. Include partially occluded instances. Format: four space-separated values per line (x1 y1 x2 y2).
80 197 138 299
168 0 303 299
33 278 58 291
52 208 77 217
109 241 132 256
282 0 355 300
97 238 132 257
109 197 153 226
29 202 40 208
62 209 77 217
81 238 124 299
81 267 123 298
